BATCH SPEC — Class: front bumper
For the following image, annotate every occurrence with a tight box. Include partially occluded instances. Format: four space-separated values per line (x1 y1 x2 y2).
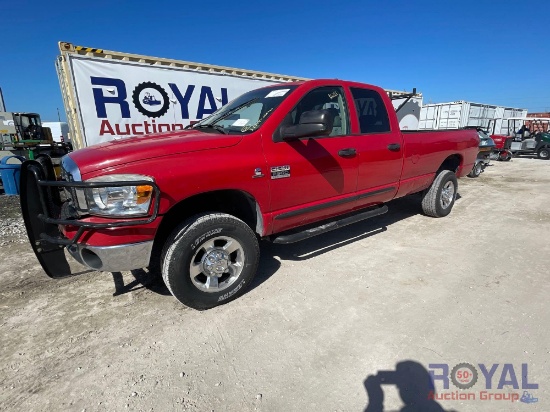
67 240 154 272
20 156 160 278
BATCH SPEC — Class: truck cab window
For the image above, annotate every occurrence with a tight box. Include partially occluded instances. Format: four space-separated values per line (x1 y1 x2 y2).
351 88 390 134
278 86 349 138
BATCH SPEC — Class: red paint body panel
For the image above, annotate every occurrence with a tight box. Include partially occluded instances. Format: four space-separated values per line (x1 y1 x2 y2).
63 217 162 246
491 134 509 150
70 131 243 176
400 130 479 180
63 79 479 248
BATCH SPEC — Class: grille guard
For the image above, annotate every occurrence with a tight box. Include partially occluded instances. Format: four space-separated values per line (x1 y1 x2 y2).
20 157 160 278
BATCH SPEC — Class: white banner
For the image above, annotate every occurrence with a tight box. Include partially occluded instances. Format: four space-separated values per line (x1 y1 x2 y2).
69 56 281 146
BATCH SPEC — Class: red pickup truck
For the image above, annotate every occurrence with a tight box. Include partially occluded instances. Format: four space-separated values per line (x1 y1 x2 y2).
21 79 479 309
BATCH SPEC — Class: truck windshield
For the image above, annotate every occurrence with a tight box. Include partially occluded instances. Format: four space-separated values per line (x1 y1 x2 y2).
19 114 42 128
192 85 298 134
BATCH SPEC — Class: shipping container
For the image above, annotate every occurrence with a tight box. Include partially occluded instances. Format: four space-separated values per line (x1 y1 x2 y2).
419 101 526 134
56 42 422 149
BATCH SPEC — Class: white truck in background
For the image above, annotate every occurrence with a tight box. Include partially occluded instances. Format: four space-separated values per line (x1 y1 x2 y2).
42 122 69 143
419 101 527 135
56 42 423 149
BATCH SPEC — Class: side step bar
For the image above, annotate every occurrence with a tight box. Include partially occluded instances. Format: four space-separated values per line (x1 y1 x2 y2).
271 205 388 244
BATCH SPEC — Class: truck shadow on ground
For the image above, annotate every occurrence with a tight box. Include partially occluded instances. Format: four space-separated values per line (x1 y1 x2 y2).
110 193 461 299
111 269 171 296
363 360 454 412
250 194 429 292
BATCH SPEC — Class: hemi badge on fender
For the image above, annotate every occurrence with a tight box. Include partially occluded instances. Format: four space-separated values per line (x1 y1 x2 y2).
271 165 290 179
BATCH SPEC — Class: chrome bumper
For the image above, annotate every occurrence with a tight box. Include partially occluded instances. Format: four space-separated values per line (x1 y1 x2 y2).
67 240 154 272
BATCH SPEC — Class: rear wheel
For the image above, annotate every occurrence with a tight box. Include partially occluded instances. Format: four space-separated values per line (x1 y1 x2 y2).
467 162 482 178
499 151 512 161
421 170 458 218
161 213 260 310
537 147 550 160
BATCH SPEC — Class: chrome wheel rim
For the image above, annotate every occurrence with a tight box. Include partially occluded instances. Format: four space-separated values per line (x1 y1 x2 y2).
541 149 549 158
189 236 245 293
440 181 455 209
475 163 482 174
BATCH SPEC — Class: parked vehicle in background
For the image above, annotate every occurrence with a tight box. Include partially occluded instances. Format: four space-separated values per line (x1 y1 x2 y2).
1 112 48 143
0 112 70 163
493 117 550 160
467 128 496 177
56 41 423 149
490 134 513 161
20 79 478 309
42 122 70 144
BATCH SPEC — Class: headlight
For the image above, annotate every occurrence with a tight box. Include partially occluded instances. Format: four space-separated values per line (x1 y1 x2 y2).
84 174 154 217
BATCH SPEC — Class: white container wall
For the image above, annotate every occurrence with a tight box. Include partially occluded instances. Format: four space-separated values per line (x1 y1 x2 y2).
419 101 526 134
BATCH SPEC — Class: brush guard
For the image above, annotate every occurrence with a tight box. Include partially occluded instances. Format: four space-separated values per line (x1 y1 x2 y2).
20 156 160 278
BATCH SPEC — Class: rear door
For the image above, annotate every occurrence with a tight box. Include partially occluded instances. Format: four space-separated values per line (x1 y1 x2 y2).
348 87 403 208
262 85 359 233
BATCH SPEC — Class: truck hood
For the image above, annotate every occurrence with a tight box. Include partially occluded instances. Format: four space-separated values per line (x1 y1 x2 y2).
69 130 242 176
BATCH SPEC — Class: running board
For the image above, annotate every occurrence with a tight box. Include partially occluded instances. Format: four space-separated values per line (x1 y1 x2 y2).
271 205 388 244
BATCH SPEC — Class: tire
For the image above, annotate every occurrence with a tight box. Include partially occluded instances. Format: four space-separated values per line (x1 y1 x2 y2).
161 213 260 310
467 162 482 178
500 151 512 161
421 170 458 218
537 147 550 160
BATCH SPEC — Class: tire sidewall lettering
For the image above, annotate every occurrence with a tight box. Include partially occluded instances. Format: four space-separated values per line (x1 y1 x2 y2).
217 279 246 302
191 227 223 250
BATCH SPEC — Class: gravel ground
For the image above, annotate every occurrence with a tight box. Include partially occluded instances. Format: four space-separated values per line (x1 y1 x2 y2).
0 195 26 246
0 157 549 412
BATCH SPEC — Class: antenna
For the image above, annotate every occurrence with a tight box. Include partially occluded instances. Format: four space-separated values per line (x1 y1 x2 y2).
0 87 6 112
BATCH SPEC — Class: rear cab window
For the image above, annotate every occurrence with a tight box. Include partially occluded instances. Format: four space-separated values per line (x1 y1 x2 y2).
350 87 391 134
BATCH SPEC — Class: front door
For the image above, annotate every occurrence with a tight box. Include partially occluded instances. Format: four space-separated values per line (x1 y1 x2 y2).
263 85 359 234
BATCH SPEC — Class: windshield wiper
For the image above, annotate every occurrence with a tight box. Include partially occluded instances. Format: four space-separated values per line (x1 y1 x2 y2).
194 124 228 134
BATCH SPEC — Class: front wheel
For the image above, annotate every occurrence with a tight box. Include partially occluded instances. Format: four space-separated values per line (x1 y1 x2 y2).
537 147 550 160
162 213 260 310
421 170 458 218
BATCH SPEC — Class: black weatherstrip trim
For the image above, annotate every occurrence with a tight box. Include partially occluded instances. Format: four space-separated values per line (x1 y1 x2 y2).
356 186 396 200
274 186 396 220
275 197 353 220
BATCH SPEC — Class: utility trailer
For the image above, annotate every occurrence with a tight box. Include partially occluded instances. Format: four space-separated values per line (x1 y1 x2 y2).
56 42 422 149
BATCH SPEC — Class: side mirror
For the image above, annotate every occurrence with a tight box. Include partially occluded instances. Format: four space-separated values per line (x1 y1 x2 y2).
282 109 334 140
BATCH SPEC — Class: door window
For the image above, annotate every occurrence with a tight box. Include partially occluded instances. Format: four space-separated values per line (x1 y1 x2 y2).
276 86 349 139
351 87 391 134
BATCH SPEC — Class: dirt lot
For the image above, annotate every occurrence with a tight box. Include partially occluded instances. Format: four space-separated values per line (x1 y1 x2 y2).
1 158 549 412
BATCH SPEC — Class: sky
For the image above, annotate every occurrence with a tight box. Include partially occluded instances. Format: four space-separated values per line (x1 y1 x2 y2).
1 0 550 122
